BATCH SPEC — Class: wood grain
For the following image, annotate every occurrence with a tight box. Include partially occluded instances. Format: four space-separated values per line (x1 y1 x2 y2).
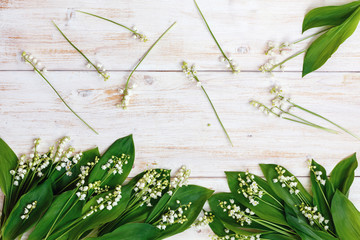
1 0 360 239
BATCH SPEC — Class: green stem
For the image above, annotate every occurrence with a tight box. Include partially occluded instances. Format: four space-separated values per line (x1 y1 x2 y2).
282 117 338 134
270 49 306 71
289 101 360 140
52 21 108 81
193 75 233 146
292 28 331 45
44 190 78 240
193 0 235 72
76 10 135 33
124 21 176 91
23 56 98 134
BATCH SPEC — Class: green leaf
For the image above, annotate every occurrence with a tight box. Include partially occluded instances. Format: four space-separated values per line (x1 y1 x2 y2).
260 164 312 212
88 135 135 188
0 138 18 196
332 190 360 239
91 223 160 240
310 160 335 231
226 171 288 226
1 180 53 240
28 189 83 240
303 1 360 32
51 147 100 194
148 185 214 239
302 7 360 77
285 204 338 240
208 192 268 234
330 153 358 197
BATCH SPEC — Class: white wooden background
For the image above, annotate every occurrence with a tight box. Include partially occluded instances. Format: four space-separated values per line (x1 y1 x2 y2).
1 0 360 239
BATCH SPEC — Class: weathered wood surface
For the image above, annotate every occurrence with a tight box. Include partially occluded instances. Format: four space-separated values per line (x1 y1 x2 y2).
1 0 360 239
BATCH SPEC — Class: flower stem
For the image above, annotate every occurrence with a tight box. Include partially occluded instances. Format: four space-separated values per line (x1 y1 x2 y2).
124 21 176 91
23 56 98 134
193 0 236 72
270 49 306 72
76 10 135 33
52 21 109 81
193 75 233 146
289 101 360 140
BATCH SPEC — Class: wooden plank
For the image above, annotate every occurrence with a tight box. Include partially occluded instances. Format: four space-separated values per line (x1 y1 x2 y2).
1 71 360 177
1 0 359 71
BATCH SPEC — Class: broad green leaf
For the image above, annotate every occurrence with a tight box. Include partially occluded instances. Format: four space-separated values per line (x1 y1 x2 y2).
28 189 83 240
0 138 18 196
208 192 269 234
1 180 53 240
330 153 358 197
285 205 338 240
260 164 312 213
302 8 360 77
51 147 100 194
209 214 230 237
90 223 160 240
148 185 214 239
303 1 360 32
310 160 335 232
226 171 288 226
88 135 135 188
332 190 360 239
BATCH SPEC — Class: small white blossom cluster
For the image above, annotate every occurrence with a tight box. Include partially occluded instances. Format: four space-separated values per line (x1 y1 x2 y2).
83 185 122 219
259 59 279 74
170 165 191 190
218 199 255 226
20 201 37 220
211 231 261 240
53 137 71 163
182 61 202 87
308 162 326 186
265 41 293 56
273 166 300 195
86 62 109 81
10 139 51 185
219 56 240 74
117 83 137 110
134 169 170 207
22 51 47 73
101 154 130 175
298 202 329 230
156 200 191 230
54 147 76 176
249 100 271 116
260 41 293 74
237 172 263 206
192 211 214 229
132 26 148 42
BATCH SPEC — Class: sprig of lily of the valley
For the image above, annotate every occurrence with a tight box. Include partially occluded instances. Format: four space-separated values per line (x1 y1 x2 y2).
194 0 240 74
118 22 177 109
250 86 360 140
53 21 110 81
76 10 148 42
21 51 98 135
182 62 233 146
260 1 360 77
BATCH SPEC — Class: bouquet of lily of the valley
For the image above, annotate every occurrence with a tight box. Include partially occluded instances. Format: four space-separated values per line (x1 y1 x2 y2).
208 154 360 240
0 136 213 240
